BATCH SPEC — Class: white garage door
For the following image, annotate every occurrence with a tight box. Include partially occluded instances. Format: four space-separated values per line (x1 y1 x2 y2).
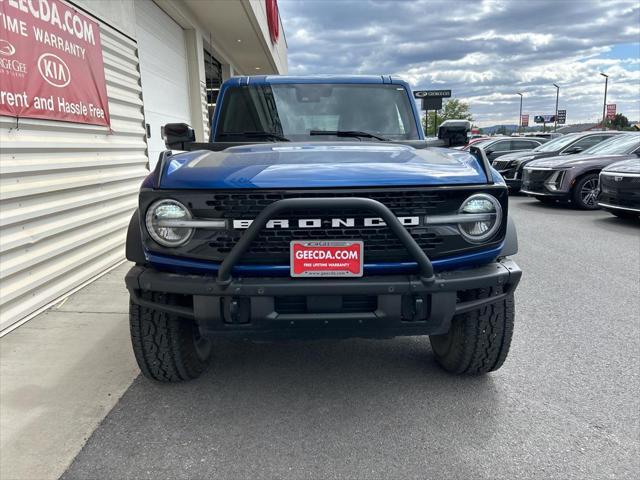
136 0 191 168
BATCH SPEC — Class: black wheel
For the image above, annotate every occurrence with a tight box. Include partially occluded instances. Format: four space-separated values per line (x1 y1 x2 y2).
130 291 212 382
429 287 514 374
572 174 600 210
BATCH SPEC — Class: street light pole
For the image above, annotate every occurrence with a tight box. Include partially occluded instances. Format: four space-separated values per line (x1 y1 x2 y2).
517 92 523 133
600 72 608 130
553 84 559 132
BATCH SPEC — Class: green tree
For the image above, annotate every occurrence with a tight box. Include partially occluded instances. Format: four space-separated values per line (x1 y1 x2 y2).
421 98 473 136
611 113 630 130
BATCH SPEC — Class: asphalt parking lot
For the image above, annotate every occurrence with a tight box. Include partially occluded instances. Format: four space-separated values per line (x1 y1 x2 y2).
60 196 639 479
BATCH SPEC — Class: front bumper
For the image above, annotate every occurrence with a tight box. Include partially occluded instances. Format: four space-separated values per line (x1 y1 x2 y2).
521 169 571 199
597 201 640 214
598 177 640 213
494 167 520 190
125 258 522 340
493 162 522 191
521 189 566 199
505 178 522 190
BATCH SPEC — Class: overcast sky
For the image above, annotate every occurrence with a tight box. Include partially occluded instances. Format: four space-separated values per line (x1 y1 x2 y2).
279 0 640 127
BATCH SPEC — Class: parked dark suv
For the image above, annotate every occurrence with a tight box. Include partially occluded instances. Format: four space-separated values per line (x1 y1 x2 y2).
493 131 622 191
598 158 640 219
478 137 549 162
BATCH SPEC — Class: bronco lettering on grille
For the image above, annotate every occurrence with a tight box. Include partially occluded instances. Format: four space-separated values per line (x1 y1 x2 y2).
232 216 421 229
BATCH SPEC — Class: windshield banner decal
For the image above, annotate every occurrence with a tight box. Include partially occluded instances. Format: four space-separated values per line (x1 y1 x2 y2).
0 0 110 127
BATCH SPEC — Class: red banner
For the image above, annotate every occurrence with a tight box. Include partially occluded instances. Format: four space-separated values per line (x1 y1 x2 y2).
266 0 279 44
0 0 110 127
521 114 529 127
606 104 616 120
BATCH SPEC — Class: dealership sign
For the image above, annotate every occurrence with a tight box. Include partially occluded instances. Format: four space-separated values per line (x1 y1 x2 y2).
521 114 529 127
0 0 110 127
606 104 616 120
413 90 451 99
534 115 556 124
556 109 566 125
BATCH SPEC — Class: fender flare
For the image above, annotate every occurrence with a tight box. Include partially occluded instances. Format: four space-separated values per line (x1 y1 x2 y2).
126 209 146 264
501 215 518 257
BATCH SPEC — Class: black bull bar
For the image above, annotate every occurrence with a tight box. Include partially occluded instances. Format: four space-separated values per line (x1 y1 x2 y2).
215 197 436 286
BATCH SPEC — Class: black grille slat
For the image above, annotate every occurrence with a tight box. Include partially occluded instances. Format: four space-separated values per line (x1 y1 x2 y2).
208 227 444 258
203 190 447 219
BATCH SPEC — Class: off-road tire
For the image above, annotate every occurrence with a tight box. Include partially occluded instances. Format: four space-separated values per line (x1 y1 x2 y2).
429 286 514 374
130 291 212 382
572 173 600 210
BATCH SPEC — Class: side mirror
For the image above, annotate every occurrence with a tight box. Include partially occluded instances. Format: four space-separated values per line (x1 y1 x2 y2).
485 149 494 155
163 123 195 150
563 146 583 155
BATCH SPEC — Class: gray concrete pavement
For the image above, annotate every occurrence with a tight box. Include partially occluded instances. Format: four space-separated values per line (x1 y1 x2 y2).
5 197 640 479
0 264 138 480
62 197 640 479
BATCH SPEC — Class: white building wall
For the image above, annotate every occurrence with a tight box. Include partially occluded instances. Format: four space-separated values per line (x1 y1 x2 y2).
0 19 147 332
0 0 287 332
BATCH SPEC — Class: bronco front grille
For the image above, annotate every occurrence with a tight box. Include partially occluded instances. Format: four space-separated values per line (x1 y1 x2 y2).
202 189 448 218
141 187 509 264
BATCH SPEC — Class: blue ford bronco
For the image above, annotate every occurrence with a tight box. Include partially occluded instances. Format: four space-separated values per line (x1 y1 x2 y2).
125 75 521 382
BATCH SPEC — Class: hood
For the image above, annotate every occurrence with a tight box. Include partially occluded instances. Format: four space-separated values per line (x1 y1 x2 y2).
602 157 640 174
158 142 495 189
528 153 631 169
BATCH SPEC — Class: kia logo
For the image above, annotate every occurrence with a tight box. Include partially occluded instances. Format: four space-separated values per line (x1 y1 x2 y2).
0 39 16 57
37 53 71 88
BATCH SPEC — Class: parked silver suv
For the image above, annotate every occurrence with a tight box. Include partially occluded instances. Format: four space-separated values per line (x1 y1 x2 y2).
521 133 640 209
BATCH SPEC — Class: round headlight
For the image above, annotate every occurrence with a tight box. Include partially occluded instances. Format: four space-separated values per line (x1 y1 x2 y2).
458 194 502 243
145 199 193 247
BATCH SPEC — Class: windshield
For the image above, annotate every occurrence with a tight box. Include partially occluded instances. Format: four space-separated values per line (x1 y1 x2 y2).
533 134 578 152
584 134 640 155
214 84 419 142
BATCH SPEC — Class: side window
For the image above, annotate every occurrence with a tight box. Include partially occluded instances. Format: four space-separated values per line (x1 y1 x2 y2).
512 140 538 150
569 135 609 151
491 140 510 152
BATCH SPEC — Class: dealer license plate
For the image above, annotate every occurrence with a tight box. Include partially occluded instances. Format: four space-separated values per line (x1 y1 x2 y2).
290 240 363 277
